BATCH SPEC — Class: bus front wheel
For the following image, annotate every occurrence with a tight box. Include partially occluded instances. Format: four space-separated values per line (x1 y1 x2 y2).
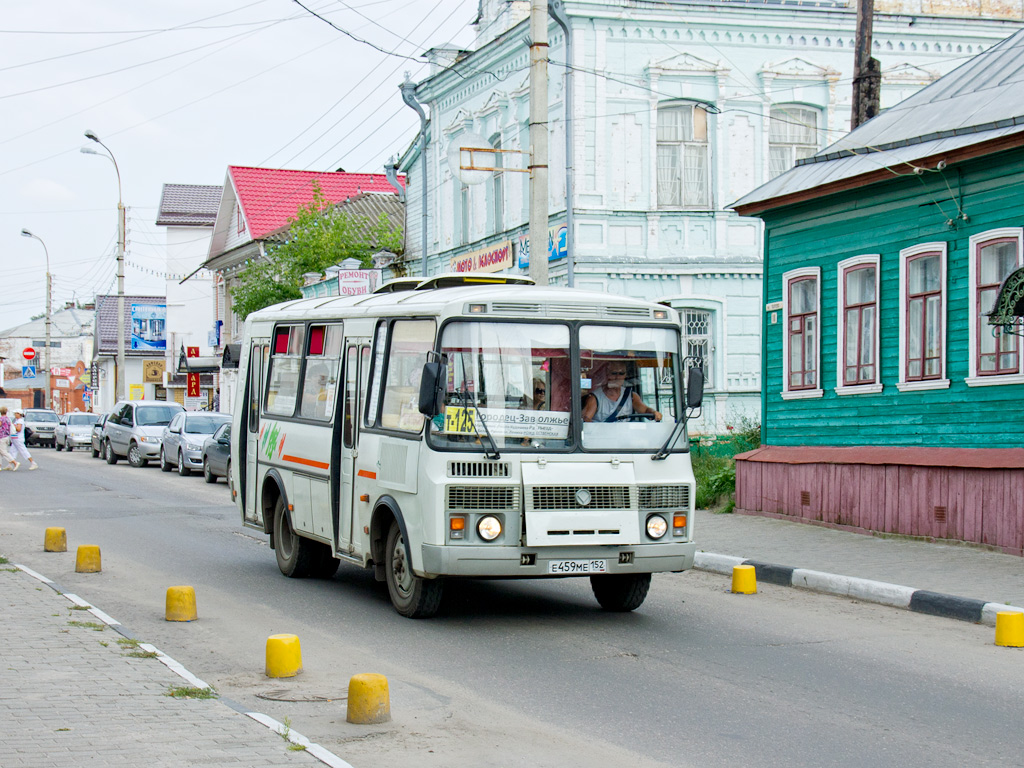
385 520 443 618
590 573 651 612
273 498 315 578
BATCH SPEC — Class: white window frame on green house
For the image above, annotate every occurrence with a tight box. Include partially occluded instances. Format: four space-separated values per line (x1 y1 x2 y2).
781 266 822 400
897 242 949 392
966 227 1024 386
835 254 882 396
768 105 820 180
656 101 711 209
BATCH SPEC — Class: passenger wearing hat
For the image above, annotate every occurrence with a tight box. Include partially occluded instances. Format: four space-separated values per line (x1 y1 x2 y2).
9 409 38 471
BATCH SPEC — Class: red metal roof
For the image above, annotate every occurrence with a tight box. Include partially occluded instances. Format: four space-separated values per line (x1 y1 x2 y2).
229 166 402 241
735 445 1024 470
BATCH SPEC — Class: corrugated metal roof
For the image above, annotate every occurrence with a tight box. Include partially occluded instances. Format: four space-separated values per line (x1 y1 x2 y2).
156 184 222 227
263 192 404 243
733 29 1024 212
93 294 166 355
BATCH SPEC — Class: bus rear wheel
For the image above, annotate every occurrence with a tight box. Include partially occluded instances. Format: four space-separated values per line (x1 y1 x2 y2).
590 573 651 612
385 520 442 618
273 498 315 578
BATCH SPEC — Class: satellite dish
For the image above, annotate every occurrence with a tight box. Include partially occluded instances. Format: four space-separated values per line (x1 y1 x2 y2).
447 131 493 186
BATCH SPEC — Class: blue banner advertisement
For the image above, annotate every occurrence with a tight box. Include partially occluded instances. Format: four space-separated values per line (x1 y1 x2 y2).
130 303 167 351
518 223 568 268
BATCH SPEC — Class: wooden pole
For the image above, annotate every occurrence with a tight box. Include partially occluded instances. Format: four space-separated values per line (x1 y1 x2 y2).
852 0 881 130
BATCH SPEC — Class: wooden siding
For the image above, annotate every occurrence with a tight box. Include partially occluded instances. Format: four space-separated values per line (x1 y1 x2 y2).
736 458 1024 556
760 146 1024 449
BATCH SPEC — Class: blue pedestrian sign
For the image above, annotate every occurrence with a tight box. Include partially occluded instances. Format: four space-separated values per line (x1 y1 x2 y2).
22 365 36 379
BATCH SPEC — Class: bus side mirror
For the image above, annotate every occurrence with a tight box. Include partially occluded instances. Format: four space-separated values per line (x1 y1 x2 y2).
686 367 705 410
418 362 446 416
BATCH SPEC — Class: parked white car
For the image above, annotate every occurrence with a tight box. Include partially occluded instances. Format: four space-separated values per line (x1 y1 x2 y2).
55 412 100 452
102 401 184 467
160 411 230 476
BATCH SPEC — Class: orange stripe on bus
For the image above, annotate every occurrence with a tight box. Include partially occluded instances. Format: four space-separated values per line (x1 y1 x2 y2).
357 469 377 479
282 454 330 470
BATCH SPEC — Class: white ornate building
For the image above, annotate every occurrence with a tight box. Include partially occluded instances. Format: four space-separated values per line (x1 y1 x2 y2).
399 0 1024 434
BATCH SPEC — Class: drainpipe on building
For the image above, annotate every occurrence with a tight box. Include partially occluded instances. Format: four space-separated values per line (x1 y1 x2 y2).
400 76 429 278
549 0 574 287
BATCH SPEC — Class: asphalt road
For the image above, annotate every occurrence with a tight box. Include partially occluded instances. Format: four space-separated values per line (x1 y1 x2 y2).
2 448 1022 768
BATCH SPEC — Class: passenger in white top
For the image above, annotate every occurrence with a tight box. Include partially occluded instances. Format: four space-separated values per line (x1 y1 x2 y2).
582 363 662 423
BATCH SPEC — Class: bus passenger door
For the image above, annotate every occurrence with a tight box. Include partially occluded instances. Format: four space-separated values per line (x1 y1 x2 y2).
337 343 367 551
244 343 267 526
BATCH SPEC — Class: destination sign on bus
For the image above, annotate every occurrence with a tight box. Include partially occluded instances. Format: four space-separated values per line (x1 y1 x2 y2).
443 405 570 439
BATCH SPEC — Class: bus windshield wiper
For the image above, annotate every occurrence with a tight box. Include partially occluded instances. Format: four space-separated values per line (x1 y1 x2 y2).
454 356 499 459
652 419 686 461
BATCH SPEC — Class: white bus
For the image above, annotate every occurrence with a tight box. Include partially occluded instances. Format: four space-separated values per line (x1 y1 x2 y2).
231 275 704 617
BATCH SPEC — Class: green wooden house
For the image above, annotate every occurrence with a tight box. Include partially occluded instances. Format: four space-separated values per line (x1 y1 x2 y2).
732 30 1024 555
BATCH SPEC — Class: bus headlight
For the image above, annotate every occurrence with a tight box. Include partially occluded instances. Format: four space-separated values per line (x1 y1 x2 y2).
477 515 502 541
646 515 668 539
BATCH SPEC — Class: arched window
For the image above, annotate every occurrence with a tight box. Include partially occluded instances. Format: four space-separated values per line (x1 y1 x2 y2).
769 106 819 179
656 102 710 208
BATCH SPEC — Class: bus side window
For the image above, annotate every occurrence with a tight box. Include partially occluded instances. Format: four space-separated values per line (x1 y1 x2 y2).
266 325 304 417
299 324 342 421
380 319 436 432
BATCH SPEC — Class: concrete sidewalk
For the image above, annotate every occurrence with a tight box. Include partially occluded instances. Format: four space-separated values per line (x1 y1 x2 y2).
694 509 1024 624
0 563 351 768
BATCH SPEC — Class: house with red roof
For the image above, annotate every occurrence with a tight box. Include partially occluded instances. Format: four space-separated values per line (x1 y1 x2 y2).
201 165 403 409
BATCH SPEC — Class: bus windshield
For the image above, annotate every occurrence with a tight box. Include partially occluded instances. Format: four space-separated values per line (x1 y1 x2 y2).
426 321 681 452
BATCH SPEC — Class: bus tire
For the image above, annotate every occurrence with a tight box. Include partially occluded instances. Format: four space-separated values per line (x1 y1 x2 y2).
590 573 651 612
310 547 340 579
273 497 315 578
385 519 442 618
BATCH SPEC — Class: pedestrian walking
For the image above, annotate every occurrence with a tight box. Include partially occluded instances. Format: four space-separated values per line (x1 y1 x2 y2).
0 406 15 470
9 409 38 471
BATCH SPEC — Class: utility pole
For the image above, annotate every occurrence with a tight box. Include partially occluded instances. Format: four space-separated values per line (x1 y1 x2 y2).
852 0 881 130
529 0 549 285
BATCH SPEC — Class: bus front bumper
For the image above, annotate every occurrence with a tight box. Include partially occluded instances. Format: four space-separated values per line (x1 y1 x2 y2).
420 542 695 578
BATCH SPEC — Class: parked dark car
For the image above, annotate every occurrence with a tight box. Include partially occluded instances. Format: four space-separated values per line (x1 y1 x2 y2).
90 413 110 458
201 423 231 485
23 408 59 448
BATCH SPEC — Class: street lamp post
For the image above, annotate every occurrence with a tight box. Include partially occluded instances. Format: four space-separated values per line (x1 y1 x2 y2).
82 130 126 403
20 228 51 409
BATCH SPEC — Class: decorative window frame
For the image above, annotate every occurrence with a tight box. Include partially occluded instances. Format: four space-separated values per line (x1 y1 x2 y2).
835 255 882 396
781 266 823 399
654 100 713 210
897 242 949 392
662 296 723 392
966 227 1024 386
767 103 821 180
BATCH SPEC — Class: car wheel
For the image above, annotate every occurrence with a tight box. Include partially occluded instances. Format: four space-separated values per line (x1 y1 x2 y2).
177 450 190 477
65 439 73 453
91 442 100 458
226 460 233 495
589 573 651 612
273 497 314 577
127 442 147 468
159 447 172 472
385 519 443 618
104 440 118 465
56 438 64 452
203 458 217 484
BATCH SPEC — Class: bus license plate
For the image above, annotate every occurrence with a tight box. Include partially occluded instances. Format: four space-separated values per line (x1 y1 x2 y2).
548 559 608 575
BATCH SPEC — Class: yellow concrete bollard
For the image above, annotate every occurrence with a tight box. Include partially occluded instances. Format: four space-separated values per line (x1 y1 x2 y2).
346 673 391 724
995 611 1024 648
731 564 757 594
44 527 67 552
75 545 102 573
265 634 302 678
165 586 198 622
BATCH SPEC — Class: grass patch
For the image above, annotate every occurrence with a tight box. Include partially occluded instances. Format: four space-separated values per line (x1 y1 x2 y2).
166 685 217 700
288 744 308 752
67 620 105 631
68 605 91 611
0 555 9 565
116 637 142 649
125 650 159 659
692 418 760 512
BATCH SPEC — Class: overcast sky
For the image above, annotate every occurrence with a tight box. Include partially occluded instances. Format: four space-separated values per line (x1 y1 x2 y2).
1 0 475 332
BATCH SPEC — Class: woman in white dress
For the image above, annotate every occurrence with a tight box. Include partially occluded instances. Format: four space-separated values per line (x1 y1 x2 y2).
582 363 661 423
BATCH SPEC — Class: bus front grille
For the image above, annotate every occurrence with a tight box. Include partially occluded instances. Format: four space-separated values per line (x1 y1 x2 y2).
638 485 690 510
446 485 520 512
530 486 632 511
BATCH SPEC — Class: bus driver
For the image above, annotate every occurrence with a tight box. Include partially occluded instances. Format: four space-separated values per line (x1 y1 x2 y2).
582 362 662 423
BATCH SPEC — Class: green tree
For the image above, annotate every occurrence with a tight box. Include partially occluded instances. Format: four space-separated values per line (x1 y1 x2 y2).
230 184 403 320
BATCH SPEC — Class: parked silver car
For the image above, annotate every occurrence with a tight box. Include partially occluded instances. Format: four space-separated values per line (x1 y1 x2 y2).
160 411 230 476
55 412 99 452
201 423 232 485
102 401 184 467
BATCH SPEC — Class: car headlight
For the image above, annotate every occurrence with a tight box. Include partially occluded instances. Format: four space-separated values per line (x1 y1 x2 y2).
477 515 502 541
646 514 668 539
187 443 203 452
